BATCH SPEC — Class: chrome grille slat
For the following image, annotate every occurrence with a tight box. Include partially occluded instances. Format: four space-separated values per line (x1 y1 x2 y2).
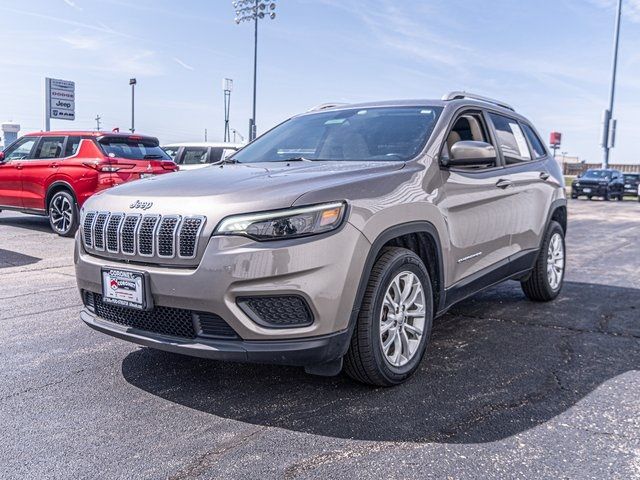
106 213 124 253
120 214 141 255
157 215 181 258
93 213 109 251
82 211 204 263
82 211 96 249
138 215 160 257
178 216 205 259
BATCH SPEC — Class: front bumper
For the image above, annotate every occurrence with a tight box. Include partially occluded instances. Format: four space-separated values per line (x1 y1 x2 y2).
572 185 609 196
75 222 371 363
81 309 351 365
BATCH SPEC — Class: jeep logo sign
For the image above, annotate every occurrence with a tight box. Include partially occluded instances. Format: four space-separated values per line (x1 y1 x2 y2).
129 200 154 210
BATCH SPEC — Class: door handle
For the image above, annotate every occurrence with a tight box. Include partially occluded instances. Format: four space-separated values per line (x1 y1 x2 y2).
15 163 23 170
495 179 513 189
50 163 59 168
539 171 550 181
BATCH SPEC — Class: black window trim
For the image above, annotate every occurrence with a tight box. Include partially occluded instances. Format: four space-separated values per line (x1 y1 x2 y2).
438 107 504 174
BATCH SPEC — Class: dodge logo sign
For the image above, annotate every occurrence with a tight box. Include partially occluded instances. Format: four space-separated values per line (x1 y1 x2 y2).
129 200 153 210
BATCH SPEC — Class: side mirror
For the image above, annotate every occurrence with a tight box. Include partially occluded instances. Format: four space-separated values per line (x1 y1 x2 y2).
443 141 496 168
0 151 5 163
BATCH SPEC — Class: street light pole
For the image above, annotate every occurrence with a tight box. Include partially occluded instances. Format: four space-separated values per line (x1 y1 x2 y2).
602 0 623 168
129 78 137 133
223 78 233 142
233 0 277 141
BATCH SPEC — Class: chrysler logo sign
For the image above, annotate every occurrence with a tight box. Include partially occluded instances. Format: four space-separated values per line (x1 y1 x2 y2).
129 200 153 210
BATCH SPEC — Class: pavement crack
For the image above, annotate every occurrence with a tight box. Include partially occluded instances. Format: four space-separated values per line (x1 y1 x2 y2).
453 312 640 340
168 426 267 480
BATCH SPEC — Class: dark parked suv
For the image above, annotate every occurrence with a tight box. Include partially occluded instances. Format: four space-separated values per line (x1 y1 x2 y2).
75 92 567 386
571 169 625 201
621 172 639 199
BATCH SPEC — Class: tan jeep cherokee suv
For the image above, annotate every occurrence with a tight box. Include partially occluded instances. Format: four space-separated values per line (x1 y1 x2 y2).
75 92 567 386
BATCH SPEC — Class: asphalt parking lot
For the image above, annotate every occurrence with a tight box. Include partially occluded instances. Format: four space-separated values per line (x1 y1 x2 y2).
1 199 639 479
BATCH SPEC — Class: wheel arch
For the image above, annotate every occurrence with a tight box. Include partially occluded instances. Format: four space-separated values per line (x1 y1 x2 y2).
45 181 77 214
349 221 446 333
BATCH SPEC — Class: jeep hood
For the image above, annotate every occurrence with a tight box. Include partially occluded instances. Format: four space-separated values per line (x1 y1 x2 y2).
82 161 404 219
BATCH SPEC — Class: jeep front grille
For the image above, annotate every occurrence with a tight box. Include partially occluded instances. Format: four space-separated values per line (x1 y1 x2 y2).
82 211 205 261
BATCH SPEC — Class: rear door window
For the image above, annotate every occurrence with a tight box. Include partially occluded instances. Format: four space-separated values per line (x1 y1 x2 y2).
64 136 83 157
488 113 532 165
98 137 171 160
4 137 38 160
521 124 547 159
209 147 224 164
181 147 208 165
33 136 65 159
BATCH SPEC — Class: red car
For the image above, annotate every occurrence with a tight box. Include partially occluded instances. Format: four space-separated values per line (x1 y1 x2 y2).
0 131 178 236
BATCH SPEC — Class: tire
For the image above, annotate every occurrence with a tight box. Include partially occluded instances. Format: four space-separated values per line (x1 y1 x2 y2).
571 194 577 199
48 190 79 237
521 221 565 302
588 196 593 200
344 247 433 387
603 191 610 201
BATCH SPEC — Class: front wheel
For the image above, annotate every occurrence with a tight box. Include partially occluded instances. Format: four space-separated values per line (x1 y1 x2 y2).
344 247 433 386
48 190 79 237
521 221 565 301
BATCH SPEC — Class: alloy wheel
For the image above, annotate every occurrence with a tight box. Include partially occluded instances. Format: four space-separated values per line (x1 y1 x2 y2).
379 271 426 367
547 232 565 290
50 194 74 235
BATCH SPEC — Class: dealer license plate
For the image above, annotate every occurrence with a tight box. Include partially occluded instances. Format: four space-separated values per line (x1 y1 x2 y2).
101 268 147 310
583 188 591 193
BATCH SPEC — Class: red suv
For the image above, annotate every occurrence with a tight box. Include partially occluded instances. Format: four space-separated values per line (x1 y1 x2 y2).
0 131 178 236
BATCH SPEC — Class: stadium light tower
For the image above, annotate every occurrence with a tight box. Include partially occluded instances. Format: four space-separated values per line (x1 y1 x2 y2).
233 0 277 141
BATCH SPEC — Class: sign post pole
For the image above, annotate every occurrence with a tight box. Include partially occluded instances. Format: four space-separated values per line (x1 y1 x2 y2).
44 78 51 132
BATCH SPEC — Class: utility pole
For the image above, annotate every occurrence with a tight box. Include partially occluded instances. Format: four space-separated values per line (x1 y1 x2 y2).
204 128 208 141
129 78 137 133
95 114 102 131
601 0 623 168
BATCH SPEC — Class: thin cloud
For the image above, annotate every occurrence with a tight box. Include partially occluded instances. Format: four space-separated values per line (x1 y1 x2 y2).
173 57 195 71
62 0 83 11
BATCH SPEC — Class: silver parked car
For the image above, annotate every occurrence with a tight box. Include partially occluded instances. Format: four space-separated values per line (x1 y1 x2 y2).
75 92 567 386
162 142 242 170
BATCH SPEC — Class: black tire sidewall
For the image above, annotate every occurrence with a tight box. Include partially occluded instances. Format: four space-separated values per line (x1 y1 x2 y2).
368 252 433 383
48 191 78 237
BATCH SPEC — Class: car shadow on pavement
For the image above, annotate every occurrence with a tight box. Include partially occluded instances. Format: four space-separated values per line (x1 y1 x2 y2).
0 214 53 234
121 281 640 443
0 248 41 268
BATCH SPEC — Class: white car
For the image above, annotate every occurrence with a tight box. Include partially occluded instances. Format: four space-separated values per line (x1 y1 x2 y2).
162 142 242 171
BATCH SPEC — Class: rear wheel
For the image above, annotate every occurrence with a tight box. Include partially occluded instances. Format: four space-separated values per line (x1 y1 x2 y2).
603 191 610 201
521 221 565 302
344 247 433 387
48 190 78 237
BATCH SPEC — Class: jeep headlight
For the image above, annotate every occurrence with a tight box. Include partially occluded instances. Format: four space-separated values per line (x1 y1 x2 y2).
215 202 346 241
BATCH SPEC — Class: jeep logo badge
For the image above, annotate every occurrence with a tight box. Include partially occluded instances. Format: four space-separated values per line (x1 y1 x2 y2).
129 200 153 210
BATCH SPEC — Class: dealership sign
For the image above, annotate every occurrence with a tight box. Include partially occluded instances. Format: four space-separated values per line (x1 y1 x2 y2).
45 77 75 123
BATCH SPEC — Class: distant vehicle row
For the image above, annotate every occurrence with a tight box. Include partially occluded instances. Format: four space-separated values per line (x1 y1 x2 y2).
571 169 640 202
162 142 241 170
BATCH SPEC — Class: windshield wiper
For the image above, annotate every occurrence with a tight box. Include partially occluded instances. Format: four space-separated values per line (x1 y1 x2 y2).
280 157 314 162
143 154 165 159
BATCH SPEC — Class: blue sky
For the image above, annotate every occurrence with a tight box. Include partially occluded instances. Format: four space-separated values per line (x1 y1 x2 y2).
1 0 639 164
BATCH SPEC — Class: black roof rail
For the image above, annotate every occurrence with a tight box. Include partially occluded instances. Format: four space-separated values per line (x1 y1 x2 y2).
442 91 514 111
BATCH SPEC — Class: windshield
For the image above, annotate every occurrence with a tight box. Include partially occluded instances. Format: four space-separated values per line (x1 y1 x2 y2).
99 137 171 160
582 170 612 179
231 106 443 163
623 174 639 181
